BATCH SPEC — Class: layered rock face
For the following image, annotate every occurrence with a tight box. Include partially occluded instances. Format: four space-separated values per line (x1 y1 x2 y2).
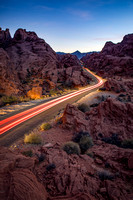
0 96 133 200
62 98 133 140
60 99 133 199
38 144 133 200
81 34 133 78
0 28 91 97
0 48 20 95
0 147 47 200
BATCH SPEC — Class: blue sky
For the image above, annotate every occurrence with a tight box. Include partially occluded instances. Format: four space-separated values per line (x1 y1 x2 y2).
0 0 133 52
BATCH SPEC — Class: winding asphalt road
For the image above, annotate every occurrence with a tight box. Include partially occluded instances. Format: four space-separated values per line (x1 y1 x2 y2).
0 68 104 146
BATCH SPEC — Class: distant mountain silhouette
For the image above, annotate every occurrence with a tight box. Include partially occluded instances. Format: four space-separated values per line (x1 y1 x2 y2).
56 50 99 59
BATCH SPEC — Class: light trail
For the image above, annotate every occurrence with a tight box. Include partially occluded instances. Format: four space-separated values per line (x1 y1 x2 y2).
0 67 104 135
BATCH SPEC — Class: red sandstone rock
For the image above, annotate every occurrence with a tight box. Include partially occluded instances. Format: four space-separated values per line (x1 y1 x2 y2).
0 48 20 95
62 103 88 132
37 147 100 200
104 77 133 94
0 28 11 47
0 147 47 200
0 28 91 97
81 34 133 78
62 99 133 140
128 153 133 169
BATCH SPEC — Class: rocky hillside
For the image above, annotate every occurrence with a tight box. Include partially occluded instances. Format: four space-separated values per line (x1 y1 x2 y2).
0 94 133 200
81 34 133 78
0 28 91 97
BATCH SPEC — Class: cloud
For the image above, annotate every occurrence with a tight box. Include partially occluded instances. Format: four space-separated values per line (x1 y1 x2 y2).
68 8 92 20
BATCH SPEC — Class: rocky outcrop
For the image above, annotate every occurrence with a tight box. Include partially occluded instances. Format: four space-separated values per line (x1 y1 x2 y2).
62 98 133 140
62 103 88 132
0 147 47 200
0 95 133 200
34 143 133 200
0 48 20 95
104 77 133 94
38 146 99 200
81 34 133 78
101 34 133 57
57 54 91 87
0 28 11 47
0 28 91 97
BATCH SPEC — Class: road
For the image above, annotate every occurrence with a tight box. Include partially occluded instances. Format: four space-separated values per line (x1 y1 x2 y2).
0 68 104 146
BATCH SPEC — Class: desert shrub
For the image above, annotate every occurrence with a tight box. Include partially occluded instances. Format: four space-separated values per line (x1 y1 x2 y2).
50 89 58 96
102 133 121 147
19 96 31 102
1 95 18 105
73 131 93 154
46 163 56 171
36 153 45 162
62 141 81 155
77 103 90 113
99 87 106 91
73 131 90 143
24 132 42 144
79 136 93 154
121 139 133 149
98 170 114 181
40 123 51 131
22 150 33 157
0 95 31 107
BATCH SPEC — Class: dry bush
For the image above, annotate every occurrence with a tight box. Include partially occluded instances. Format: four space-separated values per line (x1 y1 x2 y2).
62 141 81 155
24 132 42 144
40 123 51 131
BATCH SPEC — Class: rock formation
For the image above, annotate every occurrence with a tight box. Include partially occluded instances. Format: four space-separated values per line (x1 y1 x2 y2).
81 34 133 78
0 147 47 200
0 28 91 97
0 97 133 199
62 98 133 140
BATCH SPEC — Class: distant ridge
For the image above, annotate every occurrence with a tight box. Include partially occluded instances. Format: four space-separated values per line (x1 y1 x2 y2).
56 50 99 59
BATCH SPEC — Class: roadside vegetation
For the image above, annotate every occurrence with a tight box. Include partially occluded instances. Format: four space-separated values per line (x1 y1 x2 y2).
0 95 31 107
24 132 42 144
40 122 52 131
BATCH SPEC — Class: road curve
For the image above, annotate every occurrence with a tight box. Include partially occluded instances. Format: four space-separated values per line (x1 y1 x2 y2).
0 68 104 135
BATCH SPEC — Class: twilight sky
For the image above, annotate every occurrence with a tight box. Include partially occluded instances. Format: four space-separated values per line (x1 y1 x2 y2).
0 0 133 52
